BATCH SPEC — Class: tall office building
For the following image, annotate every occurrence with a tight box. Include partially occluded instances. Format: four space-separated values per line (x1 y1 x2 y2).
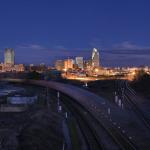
75 57 83 69
64 59 74 70
4 48 15 65
92 48 100 67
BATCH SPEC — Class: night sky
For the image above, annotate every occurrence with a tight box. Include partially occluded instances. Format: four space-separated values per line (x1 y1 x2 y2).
0 0 150 66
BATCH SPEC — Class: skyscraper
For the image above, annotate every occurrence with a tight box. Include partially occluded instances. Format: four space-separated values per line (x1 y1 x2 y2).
91 48 100 67
75 57 83 69
4 48 15 65
64 59 74 70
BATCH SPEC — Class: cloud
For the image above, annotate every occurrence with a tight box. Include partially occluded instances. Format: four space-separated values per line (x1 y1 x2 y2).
101 52 150 67
14 43 92 65
112 41 150 50
12 42 150 66
17 44 46 50
53 45 66 50
100 42 150 66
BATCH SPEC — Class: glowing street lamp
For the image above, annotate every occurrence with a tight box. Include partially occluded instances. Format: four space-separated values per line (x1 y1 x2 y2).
95 68 99 73
63 68 67 72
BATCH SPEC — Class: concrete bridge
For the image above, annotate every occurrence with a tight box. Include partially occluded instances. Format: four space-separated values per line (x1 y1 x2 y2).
0 78 137 150
0 78 106 109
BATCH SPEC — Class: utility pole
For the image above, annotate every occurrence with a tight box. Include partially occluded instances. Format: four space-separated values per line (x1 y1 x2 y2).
57 91 62 112
46 87 50 108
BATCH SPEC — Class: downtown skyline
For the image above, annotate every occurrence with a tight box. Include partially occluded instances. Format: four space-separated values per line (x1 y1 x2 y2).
0 46 149 67
0 0 150 66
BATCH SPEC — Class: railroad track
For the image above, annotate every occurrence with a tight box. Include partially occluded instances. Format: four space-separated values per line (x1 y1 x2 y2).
60 93 137 150
116 80 150 131
50 92 103 150
62 94 103 150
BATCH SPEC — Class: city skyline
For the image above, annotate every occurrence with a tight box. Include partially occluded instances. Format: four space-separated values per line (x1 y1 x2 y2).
0 0 150 66
0 47 150 67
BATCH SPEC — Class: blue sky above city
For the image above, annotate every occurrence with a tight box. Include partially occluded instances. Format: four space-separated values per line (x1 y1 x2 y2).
0 0 150 66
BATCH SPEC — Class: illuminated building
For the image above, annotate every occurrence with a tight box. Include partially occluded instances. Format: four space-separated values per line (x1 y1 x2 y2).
14 64 25 72
84 60 92 69
0 63 25 72
4 48 15 65
73 64 78 70
64 59 74 70
55 60 64 71
92 48 100 67
75 57 83 69
39 63 46 72
29 64 46 73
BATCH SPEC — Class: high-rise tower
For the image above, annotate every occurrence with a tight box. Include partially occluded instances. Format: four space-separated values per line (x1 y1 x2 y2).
64 58 74 70
91 48 100 67
75 57 83 69
4 48 15 65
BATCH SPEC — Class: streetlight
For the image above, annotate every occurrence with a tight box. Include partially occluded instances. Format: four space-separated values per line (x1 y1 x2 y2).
95 68 99 73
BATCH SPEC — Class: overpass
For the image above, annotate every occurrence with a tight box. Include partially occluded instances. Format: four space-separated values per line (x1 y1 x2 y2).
0 78 106 108
0 78 137 150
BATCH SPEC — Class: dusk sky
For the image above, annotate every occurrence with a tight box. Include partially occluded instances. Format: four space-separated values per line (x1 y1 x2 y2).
0 0 150 66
